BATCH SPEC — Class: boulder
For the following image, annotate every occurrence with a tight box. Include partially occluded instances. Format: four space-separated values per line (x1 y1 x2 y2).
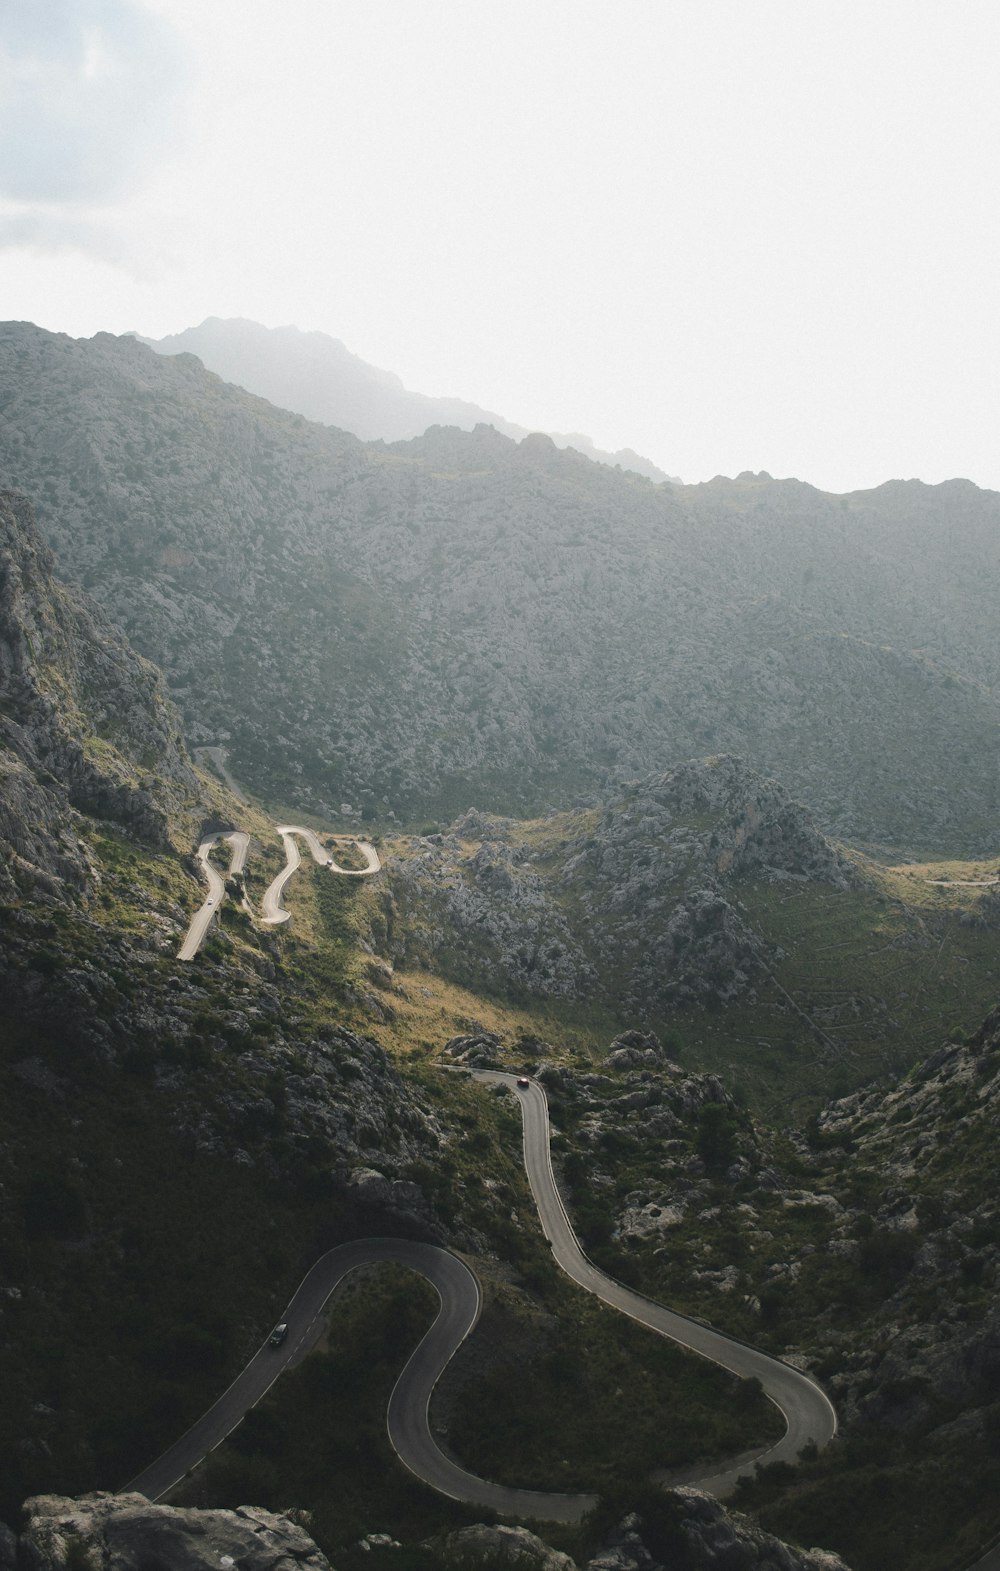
432 1522 577 1569
18 1494 332 1571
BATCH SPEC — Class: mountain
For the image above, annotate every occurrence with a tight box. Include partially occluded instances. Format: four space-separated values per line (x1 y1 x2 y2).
385 755 1000 1109
142 316 676 483
0 491 461 1522
1 322 997 851
392 754 854 1012
3 440 999 1569
0 488 196 897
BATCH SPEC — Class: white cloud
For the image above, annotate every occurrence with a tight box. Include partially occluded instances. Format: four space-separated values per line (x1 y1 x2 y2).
3 0 1000 492
0 0 187 205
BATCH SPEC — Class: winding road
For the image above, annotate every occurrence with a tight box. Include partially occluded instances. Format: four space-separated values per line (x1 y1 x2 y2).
177 824 381 957
478 1072 837 1499
177 832 250 961
127 1074 835 1521
261 826 381 925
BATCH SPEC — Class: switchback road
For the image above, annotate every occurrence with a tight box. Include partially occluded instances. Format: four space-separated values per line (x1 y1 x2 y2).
128 1075 836 1521
261 825 381 925
177 825 380 956
177 832 250 961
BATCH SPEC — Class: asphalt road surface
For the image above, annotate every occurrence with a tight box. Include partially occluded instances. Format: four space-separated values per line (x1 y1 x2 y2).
261 825 381 925
177 832 250 961
476 1072 838 1496
128 1074 836 1521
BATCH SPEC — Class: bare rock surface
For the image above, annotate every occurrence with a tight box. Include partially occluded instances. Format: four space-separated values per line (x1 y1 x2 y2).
585 1494 851 1570
432 1521 577 1569
17 1493 333 1570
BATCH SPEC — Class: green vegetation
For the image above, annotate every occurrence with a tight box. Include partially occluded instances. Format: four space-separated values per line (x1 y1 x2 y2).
737 1425 1000 1571
446 1277 781 1493
179 1268 480 1562
384 807 1000 1116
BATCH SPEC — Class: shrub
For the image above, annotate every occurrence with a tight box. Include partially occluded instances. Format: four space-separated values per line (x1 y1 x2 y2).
22 1174 87 1240
696 1102 738 1171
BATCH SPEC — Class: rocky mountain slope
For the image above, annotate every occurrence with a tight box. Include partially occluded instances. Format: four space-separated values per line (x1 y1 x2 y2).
1 322 998 848
2 1488 851 1571
0 494 467 1522
0 489 196 897
512 1004 1000 1571
391 755 852 1013
144 316 675 481
384 755 1000 1105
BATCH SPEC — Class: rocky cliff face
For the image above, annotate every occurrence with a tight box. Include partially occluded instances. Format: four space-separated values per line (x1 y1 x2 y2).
1 322 997 848
0 489 195 897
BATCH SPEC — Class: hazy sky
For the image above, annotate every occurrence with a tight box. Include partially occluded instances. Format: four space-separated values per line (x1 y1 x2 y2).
2 0 999 493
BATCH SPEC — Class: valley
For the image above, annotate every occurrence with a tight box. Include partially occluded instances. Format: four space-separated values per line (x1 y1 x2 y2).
2 336 1000 1571
127 1070 830 1521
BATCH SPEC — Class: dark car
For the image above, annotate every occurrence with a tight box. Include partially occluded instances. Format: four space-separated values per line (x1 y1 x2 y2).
516 1077 530 1088
269 1323 288 1347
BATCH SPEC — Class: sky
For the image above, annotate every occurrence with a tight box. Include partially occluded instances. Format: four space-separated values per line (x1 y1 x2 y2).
1 0 999 493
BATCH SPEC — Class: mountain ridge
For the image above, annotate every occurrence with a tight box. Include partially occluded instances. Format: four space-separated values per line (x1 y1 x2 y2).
2 321 997 850
141 316 678 483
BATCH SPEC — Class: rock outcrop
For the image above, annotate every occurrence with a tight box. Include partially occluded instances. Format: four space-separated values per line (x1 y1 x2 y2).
429 1495 852 1571
432 1521 577 1569
587 1493 851 1570
390 757 852 1018
15 1493 332 1570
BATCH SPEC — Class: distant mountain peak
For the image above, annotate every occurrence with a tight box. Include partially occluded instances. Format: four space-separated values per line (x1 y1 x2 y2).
144 317 677 482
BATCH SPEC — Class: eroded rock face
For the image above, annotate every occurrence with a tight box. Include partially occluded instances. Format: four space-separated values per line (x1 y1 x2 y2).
0 490 196 898
17 1493 333 1570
